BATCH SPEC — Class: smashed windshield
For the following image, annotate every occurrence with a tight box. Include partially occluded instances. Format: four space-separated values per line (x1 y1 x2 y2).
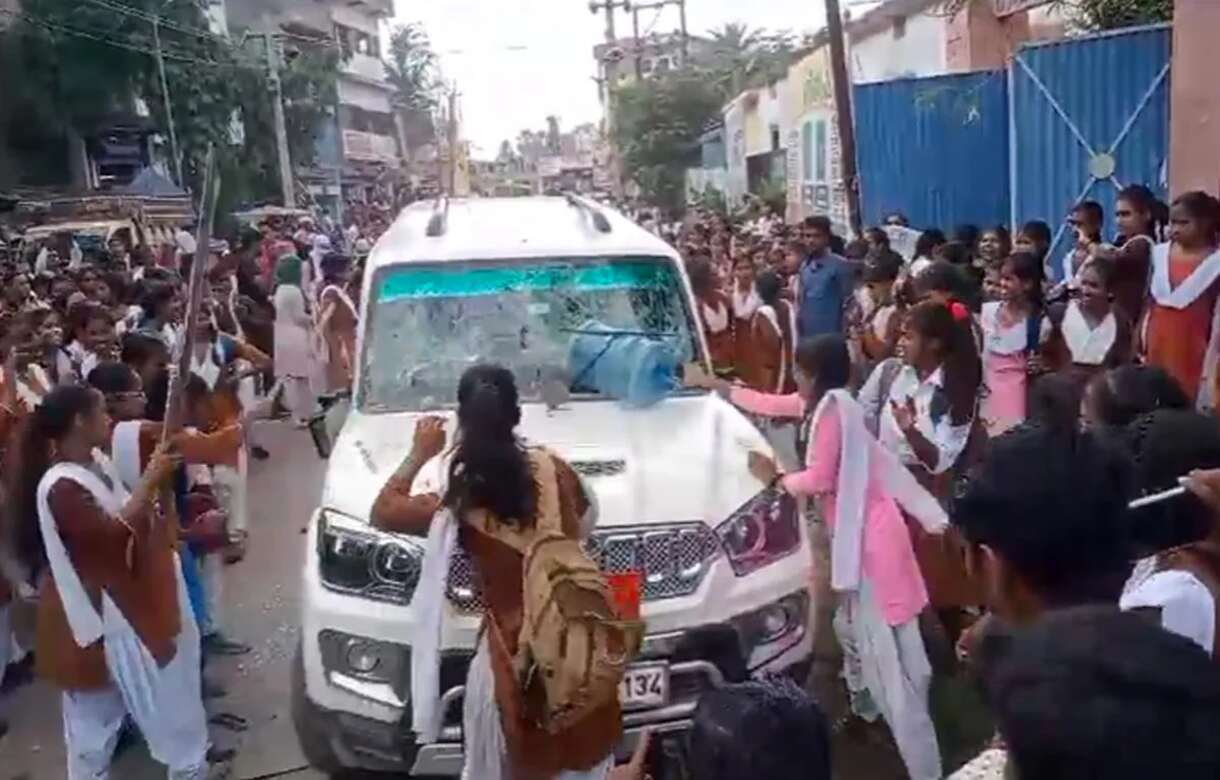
360 256 699 412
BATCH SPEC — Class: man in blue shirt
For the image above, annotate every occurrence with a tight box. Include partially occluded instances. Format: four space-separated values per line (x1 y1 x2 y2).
795 216 853 338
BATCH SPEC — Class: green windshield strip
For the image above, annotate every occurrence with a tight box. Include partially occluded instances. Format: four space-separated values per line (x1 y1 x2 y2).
377 260 673 302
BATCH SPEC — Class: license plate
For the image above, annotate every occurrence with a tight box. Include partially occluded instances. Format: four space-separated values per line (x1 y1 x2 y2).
619 664 669 710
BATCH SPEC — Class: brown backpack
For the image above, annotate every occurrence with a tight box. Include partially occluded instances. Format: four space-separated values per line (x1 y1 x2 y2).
470 449 644 738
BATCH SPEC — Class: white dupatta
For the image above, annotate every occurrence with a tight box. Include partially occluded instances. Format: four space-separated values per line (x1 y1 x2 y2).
1060 301 1116 366
809 390 947 593
35 452 131 647
757 302 798 394
1147 243 1220 408
410 505 459 743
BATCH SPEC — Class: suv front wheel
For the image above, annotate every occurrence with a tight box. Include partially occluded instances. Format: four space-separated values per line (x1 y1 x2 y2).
291 640 347 776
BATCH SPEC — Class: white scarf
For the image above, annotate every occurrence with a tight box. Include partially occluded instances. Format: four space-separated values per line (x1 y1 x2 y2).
112 421 145 492
731 287 760 319
981 301 1028 356
191 340 223 391
15 364 50 410
36 452 131 647
1148 243 1220 409
410 507 459 743
756 302 797 393
1060 301 1115 366
809 391 947 594
701 298 729 334
1149 243 1220 308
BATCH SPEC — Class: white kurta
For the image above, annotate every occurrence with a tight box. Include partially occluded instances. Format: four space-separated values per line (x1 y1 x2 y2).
38 456 208 779
273 285 315 379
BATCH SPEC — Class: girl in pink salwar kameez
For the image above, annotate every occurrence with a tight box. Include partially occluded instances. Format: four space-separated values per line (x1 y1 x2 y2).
980 252 1043 436
689 335 946 780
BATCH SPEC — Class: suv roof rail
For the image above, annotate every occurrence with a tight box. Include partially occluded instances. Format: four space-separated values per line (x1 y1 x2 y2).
425 195 449 237
564 192 612 234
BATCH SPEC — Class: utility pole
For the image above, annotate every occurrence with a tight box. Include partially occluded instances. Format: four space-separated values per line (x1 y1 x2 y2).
447 86 459 196
629 1 688 78
263 22 296 208
823 0 862 236
631 6 642 80
678 0 688 65
151 16 183 187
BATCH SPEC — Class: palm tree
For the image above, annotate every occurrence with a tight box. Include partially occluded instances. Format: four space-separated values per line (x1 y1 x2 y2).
384 23 439 157
704 22 795 97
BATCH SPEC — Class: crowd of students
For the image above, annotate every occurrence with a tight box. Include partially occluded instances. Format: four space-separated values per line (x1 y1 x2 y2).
0 210 372 774
668 186 1220 779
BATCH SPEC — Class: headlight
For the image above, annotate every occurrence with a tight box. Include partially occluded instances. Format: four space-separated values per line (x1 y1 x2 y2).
318 629 407 686
716 488 801 576
732 591 809 651
317 510 423 604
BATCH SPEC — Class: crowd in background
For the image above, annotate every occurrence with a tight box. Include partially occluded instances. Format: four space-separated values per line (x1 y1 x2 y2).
4 181 1220 778
665 186 1220 779
0 208 375 773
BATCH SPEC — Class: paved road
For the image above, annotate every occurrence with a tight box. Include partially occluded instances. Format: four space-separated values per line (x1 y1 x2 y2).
0 422 332 780
0 420 976 780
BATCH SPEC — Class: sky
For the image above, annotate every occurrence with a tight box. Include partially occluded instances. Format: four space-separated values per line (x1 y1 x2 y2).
391 0 829 159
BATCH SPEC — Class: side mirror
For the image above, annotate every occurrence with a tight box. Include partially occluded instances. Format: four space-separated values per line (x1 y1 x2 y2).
309 392 352 459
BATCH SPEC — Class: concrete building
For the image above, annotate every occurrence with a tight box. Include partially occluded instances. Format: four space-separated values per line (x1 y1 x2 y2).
226 0 402 211
847 0 1065 84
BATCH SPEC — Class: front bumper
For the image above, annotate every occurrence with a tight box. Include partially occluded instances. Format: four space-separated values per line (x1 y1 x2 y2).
298 511 814 774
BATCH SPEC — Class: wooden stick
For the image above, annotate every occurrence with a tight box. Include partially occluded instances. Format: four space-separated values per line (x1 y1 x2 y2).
162 146 219 442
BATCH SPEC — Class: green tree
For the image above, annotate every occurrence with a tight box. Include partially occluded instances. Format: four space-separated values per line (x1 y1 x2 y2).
935 0 1171 30
385 22 438 157
5 0 340 204
704 22 797 95
1063 0 1172 29
612 68 724 211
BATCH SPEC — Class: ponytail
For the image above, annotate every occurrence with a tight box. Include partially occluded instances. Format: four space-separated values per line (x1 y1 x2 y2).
907 300 981 426
9 385 100 576
444 364 535 523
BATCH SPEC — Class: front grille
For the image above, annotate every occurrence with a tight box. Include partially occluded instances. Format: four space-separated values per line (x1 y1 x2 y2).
570 459 627 478
445 523 720 612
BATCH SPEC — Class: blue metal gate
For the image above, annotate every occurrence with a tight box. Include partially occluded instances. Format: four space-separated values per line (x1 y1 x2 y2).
854 70 1009 231
1010 25 1172 277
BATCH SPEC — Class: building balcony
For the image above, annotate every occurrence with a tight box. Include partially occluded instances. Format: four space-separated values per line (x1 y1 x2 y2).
342 130 399 163
342 52 388 85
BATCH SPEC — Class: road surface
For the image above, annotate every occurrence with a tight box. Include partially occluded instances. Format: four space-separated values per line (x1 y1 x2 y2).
0 422 332 780
0 420 977 779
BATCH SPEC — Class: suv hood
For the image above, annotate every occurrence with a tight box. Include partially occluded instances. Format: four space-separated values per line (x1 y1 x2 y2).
320 393 776 529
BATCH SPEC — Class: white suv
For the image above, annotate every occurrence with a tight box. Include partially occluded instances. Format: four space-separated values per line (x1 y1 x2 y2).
292 196 813 776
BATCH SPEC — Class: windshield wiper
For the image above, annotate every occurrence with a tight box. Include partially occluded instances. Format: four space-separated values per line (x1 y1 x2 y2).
561 327 679 393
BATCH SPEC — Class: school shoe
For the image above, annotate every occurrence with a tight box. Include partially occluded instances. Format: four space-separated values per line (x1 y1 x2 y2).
250 445 270 461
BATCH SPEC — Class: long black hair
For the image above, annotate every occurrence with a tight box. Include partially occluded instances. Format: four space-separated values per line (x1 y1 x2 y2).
1116 184 1168 242
1002 250 1045 310
443 364 535 523
754 269 783 307
793 335 850 403
906 300 981 425
9 385 103 575
1084 365 1189 430
688 676 832 780
1124 409 1220 554
953 420 1134 608
979 607 1220 780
